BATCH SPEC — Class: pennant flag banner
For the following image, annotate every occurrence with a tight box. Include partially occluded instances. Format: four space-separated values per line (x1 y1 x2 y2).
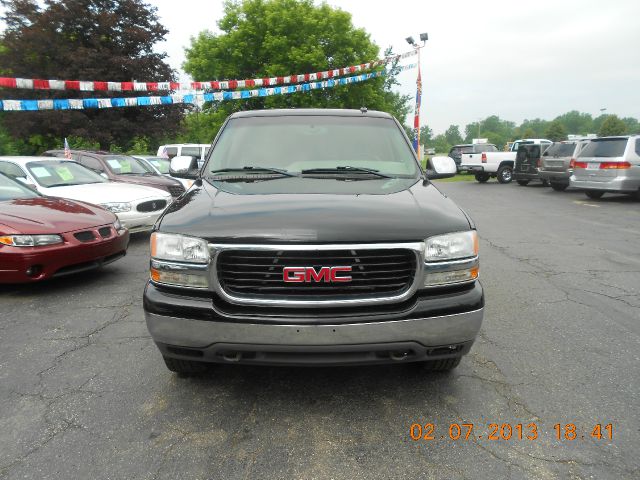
0 51 417 93
0 68 419 112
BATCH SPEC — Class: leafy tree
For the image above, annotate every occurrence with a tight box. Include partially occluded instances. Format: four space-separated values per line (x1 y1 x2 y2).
444 125 463 145
419 125 433 149
183 0 410 141
544 120 567 142
621 117 640 135
598 115 627 137
0 0 183 151
515 118 549 138
553 110 593 135
431 134 451 154
521 127 537 139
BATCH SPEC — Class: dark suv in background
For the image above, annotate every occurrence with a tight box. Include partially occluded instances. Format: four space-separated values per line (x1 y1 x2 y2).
44 150 186 198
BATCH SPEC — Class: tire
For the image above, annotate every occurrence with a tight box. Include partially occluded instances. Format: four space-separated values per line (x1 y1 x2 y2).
163 355 209 375
516 180 530 186
551 183 568 192
496 166 513 184
585 190 604 199
541 179 550 187
474 173 490 183
422 357 461 372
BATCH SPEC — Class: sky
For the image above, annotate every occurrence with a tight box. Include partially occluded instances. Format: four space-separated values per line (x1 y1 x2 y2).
150 0 640 133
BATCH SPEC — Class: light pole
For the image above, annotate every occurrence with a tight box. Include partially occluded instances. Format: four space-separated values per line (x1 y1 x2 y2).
406 33 428 157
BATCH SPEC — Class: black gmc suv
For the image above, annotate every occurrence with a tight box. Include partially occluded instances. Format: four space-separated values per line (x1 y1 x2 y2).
143 109 484 374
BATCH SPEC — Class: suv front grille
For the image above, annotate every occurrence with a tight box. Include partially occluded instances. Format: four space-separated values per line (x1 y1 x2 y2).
216 248 417 299
137 199 167 212
168 185 185 197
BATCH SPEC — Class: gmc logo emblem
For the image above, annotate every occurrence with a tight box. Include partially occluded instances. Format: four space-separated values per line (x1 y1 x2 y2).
283 266 352 283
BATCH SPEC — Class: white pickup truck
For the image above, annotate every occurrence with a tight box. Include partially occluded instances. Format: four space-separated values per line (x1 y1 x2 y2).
459 138 552 183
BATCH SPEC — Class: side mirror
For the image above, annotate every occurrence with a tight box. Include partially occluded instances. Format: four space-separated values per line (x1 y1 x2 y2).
170 156 199 179
425 156 457 180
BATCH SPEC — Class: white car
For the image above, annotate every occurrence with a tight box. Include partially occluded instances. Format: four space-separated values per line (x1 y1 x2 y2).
0 157 172 233
156 144 209 168
132 156 194 190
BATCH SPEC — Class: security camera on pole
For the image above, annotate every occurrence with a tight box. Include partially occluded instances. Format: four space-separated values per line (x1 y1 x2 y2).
406 33 428 159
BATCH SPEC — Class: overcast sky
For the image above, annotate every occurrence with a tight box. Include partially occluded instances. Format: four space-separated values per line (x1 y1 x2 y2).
151 0 640 133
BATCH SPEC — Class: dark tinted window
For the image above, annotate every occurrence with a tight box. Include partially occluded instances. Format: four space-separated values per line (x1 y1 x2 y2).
165 147 178 158
543 143 576 157
0 161 28 180
79 155 104 172
635 139 640 156
0 173 39 201
181 147 201 158
475 144 497 153
578 139 628 158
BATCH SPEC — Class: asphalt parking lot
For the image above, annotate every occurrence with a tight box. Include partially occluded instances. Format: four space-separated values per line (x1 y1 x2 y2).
1 181 638 480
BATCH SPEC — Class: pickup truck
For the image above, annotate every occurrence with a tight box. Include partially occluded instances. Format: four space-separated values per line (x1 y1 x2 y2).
459 138 552 183
143 109 484 375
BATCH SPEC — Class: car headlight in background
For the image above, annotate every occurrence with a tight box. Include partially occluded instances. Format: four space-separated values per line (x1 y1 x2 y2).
99 202 132 213
423 231 479 287
149 232 210 288
113 218 124 231
0 234 64 247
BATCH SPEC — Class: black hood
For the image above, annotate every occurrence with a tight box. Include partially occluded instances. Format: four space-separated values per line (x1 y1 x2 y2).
158 177 471 243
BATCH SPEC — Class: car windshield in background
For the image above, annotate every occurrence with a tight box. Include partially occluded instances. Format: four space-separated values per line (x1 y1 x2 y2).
578 138 628 158
26 161 107 187
544 143 576 157
206 116 419 178
146 157 171 174
0 173 40 201
105 155 153 175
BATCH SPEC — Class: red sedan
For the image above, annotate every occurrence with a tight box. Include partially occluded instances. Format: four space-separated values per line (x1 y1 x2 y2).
0 173 129 283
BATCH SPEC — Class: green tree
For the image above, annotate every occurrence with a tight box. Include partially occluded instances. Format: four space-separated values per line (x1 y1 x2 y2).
444 125 463 145
514 118 549 138
598 115 627 137
553 111 592 135
521 127 537 139
544 120 567 142
0 0 182 152
431 134 451 154
419 125 433 149
621 117 640 135
183 0 410 140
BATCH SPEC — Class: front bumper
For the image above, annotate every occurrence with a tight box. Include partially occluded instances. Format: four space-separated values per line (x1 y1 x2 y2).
117 211 164 233
458 165 485 173
0 227 129 283
144 282 484 366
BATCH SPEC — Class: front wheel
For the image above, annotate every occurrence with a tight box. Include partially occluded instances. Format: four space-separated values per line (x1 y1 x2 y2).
516 180 530 186
496 166 513 184
475 172 490 183
541 179 550 187
585 190 604 199
163 356 209 376
551 183 568 192
421 357 461 372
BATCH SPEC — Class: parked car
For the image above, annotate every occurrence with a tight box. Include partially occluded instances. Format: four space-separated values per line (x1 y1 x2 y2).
448 144 474 167
43 150 185 198
144 108 483 375
132 155 194 190
0 157 173 233
512 143 550 186
539 140 591 191
459 139 553 184
156 144 209 167
0 172 129 283
570 135 640 200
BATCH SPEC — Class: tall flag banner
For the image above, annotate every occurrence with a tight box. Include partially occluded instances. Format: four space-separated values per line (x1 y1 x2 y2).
64 138 72 159
412 65 422 155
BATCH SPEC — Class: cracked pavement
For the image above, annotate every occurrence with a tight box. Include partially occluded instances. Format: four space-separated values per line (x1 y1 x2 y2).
0 181 638 479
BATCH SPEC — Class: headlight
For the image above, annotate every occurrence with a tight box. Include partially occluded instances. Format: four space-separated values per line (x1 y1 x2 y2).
99 202 132 213
0 234 64 247
113 218 123 231
425 231 478 262
423 231 479 287
150 232 209 264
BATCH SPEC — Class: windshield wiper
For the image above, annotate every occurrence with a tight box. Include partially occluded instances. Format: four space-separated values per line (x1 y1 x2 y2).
208 166 297 177
300 166 392 179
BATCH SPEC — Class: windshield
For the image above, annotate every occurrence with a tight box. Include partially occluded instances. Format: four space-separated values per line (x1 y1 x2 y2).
0 173 40 201
543 143 576 157
145 157 171 174
206 116 419 178
26 161 107 187
578 138 628 158
104 155 154 175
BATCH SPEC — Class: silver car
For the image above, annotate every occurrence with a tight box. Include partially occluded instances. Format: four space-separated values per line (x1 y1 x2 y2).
539 140 590 191
570 136 640 200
